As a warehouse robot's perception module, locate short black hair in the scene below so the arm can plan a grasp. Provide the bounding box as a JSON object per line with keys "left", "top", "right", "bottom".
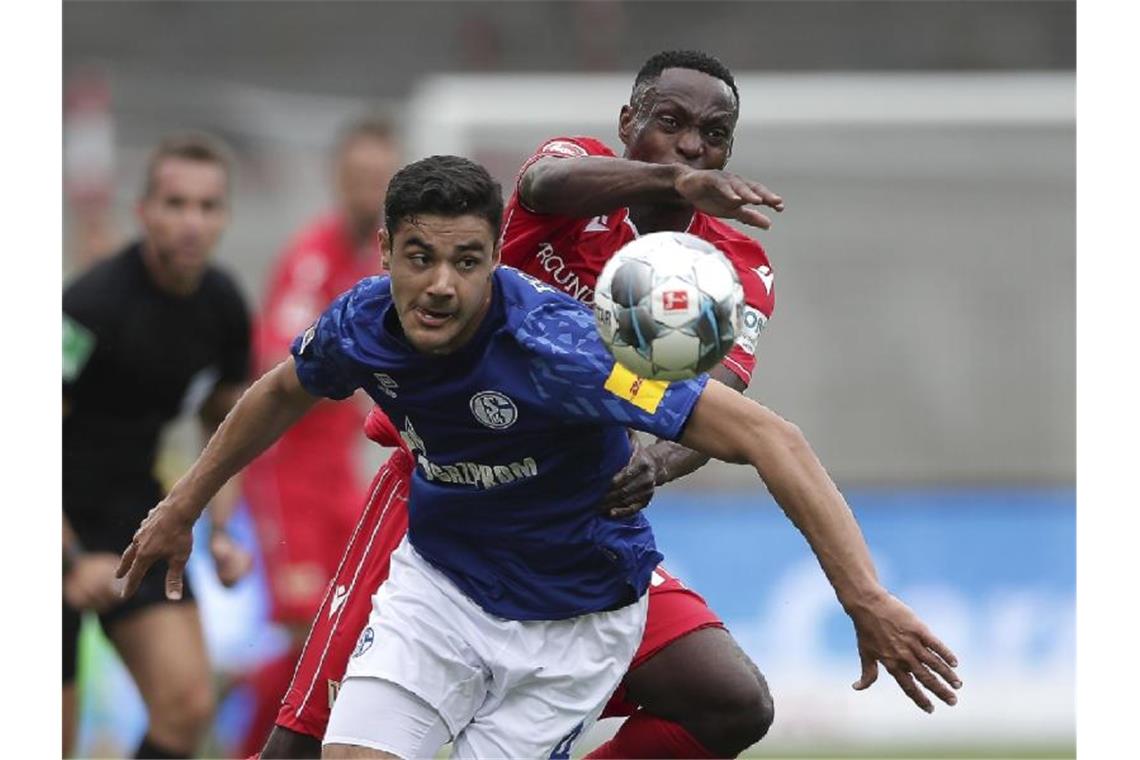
{"left": 631, "top": 50, "right": 740, "bottom": 115}
{"left": 384, "top": 155, "right": 503, "bottom": 240}
{"left": 142, "top": 132, "right": 232, "bottom": 199}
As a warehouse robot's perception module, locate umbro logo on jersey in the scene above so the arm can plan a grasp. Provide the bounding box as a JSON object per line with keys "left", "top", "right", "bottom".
{"left": 328, "top": 584, "right": 348, "bottom": 619}
{"left": 373, "top": 373, "right": 398, "bottom": 398}
{"left": 753, "top": 265, "right": 775, "bottom": 295}
{"left": 470, "top": 391, "right": 518, "bottom": 430}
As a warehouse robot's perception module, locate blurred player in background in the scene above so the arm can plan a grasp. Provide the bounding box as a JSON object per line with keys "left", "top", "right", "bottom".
{"left": 63, "top": 134, "right": 253, "bottom": 758}
{"left": 119, "top": 154, "right": 958, "bottom": 760}
{"left": 237, "top": 117, "right": 401, "bottom": 757}
{"left": 257, "top": 51, "right": 956, "bottom": 759}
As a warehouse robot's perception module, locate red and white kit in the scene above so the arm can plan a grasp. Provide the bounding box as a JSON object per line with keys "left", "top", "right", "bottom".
{"left": 244, "top": 214, "right": 378, "bottom": 623}
{"left": 276, "top": 136, "right": 777, "bottom": 736}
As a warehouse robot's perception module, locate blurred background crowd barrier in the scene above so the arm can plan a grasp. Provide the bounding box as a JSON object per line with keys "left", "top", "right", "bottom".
{"left": 63, "top": 2, "right": 1074, "bottom": 757}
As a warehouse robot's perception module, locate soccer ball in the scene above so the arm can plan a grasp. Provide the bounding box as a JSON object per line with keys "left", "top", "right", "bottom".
{"left": 594, "top": 231, "right": 744, "bottom": 381}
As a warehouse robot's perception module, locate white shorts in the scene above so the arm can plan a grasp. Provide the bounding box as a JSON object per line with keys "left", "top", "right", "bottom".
{"left": 323, "top": 537, "right": 648, "bottom": 759}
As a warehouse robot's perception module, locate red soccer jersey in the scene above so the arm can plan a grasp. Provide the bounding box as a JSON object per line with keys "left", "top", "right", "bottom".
{"left": 244, "top": 214, "right": 378, "bottom": 620}
{"left": 500, "top": 136, "right": 775, "bottom": 385}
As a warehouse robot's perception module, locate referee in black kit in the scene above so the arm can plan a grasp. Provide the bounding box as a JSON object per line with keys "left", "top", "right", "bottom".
{"left": 63, "top": 134, "right": 252, "bottom": 758}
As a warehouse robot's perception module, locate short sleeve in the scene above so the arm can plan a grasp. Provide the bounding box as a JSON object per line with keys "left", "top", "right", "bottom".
{"left": 290, "top": 288, "right": 361, "bottom": 401}
{"left": 513, "top": 136, "right": 616, "bottom": 193}
{"left": 517, "top": 300, "right": 707, "bottom": 441}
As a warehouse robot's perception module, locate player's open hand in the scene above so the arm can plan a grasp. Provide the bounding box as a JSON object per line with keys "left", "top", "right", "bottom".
{"left": 674, "top": 167, "right": 785, "bottom": 230}
{"left": 848, "top": 590, "right": 962, "bottom": 713}
{"left": 115, "top": 501, "right": 196, "bottom": 601}
{"left": 600, "top": 431, "right": 658, "bottom": 518}
{"left": 209, "top": 527, "right": 253, "bottom": 587}
{"left": 64, "top": 552, "right": 125, "bottom": 613}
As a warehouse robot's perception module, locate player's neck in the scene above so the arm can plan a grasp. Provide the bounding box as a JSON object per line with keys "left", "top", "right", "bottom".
{"left": 626, "top": 204, "right": 695, "bottom": 235}
{"left": 139, "top": 241, "right": 202, "bottom": 297}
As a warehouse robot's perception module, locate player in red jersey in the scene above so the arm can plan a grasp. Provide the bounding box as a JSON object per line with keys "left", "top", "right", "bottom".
{"left": 260, "top": 51, "right": 957, "bottom": 759}
{"left": 237, "top": 118, "right": 401, "bottom": 757}
{"left": 262, "top": 49, "right": 781, "bottom": 760}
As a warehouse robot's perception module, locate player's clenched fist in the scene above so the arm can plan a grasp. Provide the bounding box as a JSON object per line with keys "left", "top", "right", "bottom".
{"left": 116, "top": 501, "right": 196, "bottom": 601}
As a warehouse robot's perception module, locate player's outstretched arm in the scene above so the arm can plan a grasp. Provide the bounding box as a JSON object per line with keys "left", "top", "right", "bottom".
{"left": 116, "top": 358, "right": 319, "bottom": 600}
{"left": 679, "top": 380, "right": 962, "bottom": 713}
{"left": 520, "top": 156, "right": 784, "bottom": 229}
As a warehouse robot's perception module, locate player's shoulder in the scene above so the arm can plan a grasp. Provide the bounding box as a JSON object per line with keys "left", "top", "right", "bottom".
{"left": 692, "top": 214, "right": 772, "bottom": 269}
{"left": 496, "top": 266, "right": 600, "bottom": 355}
{"left": 338, "top": 274, "right": 392, "bottom": 316}
{"left": 532, "top": 135, "right": 617, "bottom": 160}
{"left": 63, "top": 244, "right": 141, "bottom": 317}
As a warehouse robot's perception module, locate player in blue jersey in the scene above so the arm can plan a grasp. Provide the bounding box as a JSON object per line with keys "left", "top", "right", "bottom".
{"left": 118, "top": 155, "right": 960, "bottom": 759}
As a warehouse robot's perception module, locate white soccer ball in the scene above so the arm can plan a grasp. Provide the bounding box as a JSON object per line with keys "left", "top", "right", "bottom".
{"left": 594, "top": 231, "right": 744, "bottom": 381}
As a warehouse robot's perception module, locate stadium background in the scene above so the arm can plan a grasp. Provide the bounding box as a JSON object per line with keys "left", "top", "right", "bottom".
{"left": 62, "top": 1, "right": 1075, "bottom": 757}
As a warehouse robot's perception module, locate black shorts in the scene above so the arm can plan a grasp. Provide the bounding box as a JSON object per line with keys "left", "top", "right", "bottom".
{"left": 65, "top": 476, "right": 164, "bottom": 557}
{"left": 62, "top": 560, "right": 196, "bottom": 684}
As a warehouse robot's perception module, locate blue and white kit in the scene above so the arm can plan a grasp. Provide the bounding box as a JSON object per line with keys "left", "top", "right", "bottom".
{"left": 292, "top": 266, "right": 707, "bottom": 621}
{"left": 293, "top": 265, "right": 709, "bottom": 757}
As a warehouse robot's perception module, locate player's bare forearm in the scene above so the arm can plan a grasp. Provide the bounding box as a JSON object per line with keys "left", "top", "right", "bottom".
{"left": 198, "top": 381, "right": 247, "bottom": 527}
{"left": 645, "top": 364, "right": 747, "bottom": 485}
{"left": 520, "top": 156, "right": 684, "bottom": 218}
{"left": 680, "top": 381, "right": 882, "bottom": 609}
{"left": 166, "top": 358, "right": 318, "bottom": 523}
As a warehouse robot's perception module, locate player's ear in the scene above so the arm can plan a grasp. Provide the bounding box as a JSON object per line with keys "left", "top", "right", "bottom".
{"left": 618, "top": 104, "right": 634, "bottom": 147}
{"left": 378, "top": 228, "right": 392, "bottom": 272}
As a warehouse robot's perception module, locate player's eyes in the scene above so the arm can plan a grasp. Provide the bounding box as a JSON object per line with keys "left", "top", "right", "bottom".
{"left": 704, "top": 129, "right": 729, "bottom": 145}
{"left": 457, "top": 258, "right": 480, "bottom": 271}
{"left": 407, "top": 253, "right": 430, "bottom": 266}
{"left": 657, "top": 115, "right": 680, "bottom": 130}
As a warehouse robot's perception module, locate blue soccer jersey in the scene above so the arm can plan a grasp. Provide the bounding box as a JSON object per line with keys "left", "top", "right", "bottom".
{"left": 292, "top": 266, "right": 708, "bottom": 620}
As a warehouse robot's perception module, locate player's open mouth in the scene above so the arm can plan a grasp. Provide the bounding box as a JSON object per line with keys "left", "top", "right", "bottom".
{"left": 414, "top": 306, "right": 454, "bottom": 327}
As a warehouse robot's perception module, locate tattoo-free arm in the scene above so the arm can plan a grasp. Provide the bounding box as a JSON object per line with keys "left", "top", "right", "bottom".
{"left": 678, "top": 380, "right": 962, "bottom": 712}
{"left": 520, "top": 157, "right": 783, "bottom": 228}
{"left": 116, "top": 359, "right": 319, "bottom": 598}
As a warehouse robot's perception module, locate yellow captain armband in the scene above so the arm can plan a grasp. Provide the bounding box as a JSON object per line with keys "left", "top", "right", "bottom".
{"left": 603, "top": 362, "right": 668, "bottom": 414}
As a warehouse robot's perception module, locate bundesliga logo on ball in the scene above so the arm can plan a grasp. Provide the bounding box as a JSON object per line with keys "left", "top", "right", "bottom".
{"left": 594, "top": 232, "right": 744, "bottom": 381}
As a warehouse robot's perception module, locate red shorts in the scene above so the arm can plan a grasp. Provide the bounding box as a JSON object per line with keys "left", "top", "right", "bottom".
{"left": 275, "top": 453, "right": 724, "bottom": 739}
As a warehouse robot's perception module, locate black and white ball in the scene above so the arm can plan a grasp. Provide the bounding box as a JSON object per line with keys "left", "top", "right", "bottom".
{"left": 594, "top": 232, "right": 744, "bottom": 381}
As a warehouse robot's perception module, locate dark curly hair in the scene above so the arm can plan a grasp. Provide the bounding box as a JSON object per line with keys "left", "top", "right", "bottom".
{"left": 631, "top": 50, "right": 739, "bottom": 116}
{"left": 384, "top": 155, "right": 503, "bottom": 239}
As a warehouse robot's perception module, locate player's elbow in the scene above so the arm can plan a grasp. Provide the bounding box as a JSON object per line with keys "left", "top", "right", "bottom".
{"left": 744, "top": 408, "right": 809, "bottom": 471}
